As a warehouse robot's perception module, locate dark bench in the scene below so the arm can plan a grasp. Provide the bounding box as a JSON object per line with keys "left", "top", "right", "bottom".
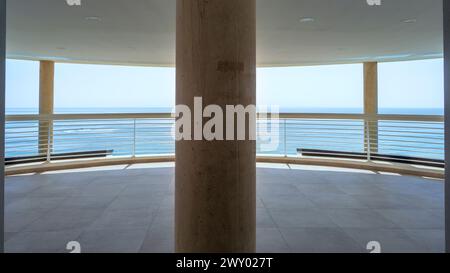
{"left": 297, "top": 148, "right": 444, "bottom": 168}
{"left": 5, "top": 150, "right": 114, "bottom": 166}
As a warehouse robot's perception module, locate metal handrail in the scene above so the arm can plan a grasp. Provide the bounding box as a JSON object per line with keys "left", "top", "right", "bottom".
{"left": 5, "top": 113, "right": 445, "bottom": 169}
{"left": 6, "top": 113, "right": 444, "bottom": 122}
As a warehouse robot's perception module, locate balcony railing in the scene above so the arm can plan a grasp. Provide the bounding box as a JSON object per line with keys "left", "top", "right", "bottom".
{"left": 5, "top": 113, "right": 444, "bottom": 171}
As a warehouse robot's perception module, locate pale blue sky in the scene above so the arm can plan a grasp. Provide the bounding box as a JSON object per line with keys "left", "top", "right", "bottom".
{"left": 5, "top": 58, "right": 444, "bottom": 114}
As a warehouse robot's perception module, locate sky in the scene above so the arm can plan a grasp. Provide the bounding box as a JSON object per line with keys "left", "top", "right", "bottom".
{"left": 5, "top": 58, "right": 444, "bottom": 114}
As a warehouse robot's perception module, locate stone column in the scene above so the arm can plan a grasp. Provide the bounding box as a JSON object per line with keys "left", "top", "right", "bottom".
{"left": 175, "top": 0, "right": 256, "bottom": 253}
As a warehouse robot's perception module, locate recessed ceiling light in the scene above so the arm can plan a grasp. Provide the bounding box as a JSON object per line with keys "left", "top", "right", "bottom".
{"left": 299, "top": 17, "right": 315, "bottom": 23}
{"left": 402, "top": 18, "right": 417, "bottom": 24}
{"left": 85, "top": 16, "right": 102, "bottom": 22}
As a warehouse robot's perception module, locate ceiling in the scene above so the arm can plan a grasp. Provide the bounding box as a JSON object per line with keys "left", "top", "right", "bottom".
{"left": 5, "top": 0, "right": 444, "bottom": 67}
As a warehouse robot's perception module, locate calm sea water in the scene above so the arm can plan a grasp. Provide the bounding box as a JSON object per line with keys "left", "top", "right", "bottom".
{"left": 5, "top": 107, "right": 445, "bottom": 161}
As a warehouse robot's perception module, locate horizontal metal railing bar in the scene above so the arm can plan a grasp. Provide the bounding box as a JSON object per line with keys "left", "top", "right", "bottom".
{"left": 5, "top": 113, "right": 444, "bottom": 122}
{"left": 51, "top": 142, "right": 134, "bottom": 149}
{"left": 5, "top": 124, "right": 53, "bottom": 130}
{"left": 372, "top": 145, "right": 444, "bottom": 153}
{"left": 7, "top": 139, "right": 50, "bottom": 145}
{"left": 55, "top": 136, "right": 170, "bottom": 142}
{"left": 6, "top": 136, "right": 171, "bottom": 145}
{"left": 136, "top": 141, "right": 175, "bottom": 145}
{"left": 134, "top": 122, "right": 177, "bottom": 125}
{"left": 135, "top": 133, "right": 173, "bottom": 136}
{"left": 370, "top": 148, "right": 443, "bottom": 156}
{"left": 286, "top": 135, "right": 364, "bottom": 141}
{"left": 374, "top": 150, "right": 443, "bottom": 157}
{"left": 6, "top": 143, "right": 43, "bottom": 149}
{"left": 374, "top": 123, "right": 443, "bottom": 127}
{"left": 5, "top": 128, "right": 443, "bottom": 138}
{"left": 284, "top": 122, "right": 364, "bottom": 127}
{"left": 286, "top": 127, "right": 364, "bottom": 131}
{"left": 377, "top": 125, "right": 443, "bottom": 130}
{"left": 288, "top": 139, "right": 364, "bottom": 146}
{"left": 5, "top": 130, "right": 43, "bottom": 135}
{"left": 373, "top": 143, "right": 443, "bottom": 151}
{"left": 377, "top": 119, "right": 444, "bottom": 124}
{"left": 377, "top": 138, "right": 444, "bottom": 145}
{"left": 6, "top": 148, "right": 43, "bottom": 153}
{"left": 52, "top": 126, "right": 171, "bottom": 132}
{"left": 371, "top": 129, "right": 443, "bottom": 136}
{"left": 5, "top": 135, "right": 40, "bottom": 140}
{"left": 378, "top": 142, "right": 443, "bottom": 148}
{"left": 375, "top": 115, "right": 444, "bottom": 122}
{"left": 378, "top": 134, "right": 444, "bottom": 141}
{"left": 53, "top": 133, "right": 134, "bottom": 139}
{"left": 6, "top": 141, "right": 49, "bottom": 147}
{"left": 51, "top": 143, "right": 134, "bottom": 151}
{"left": 53, "top": 134, "right": 134, "bottom": 140}
{"left": 51, "top": 143, "right": 134, "bottom": 149}
{"left": 284, "top": 121, "right": 364, "bottom": 125}
{"left": 52, "top": 124, "right": 135, "bottom": 129}
{"left": 288, "top": 141, "right": 365, "bottom": 148}
{"left": 285, "top": 133, "right": 364, "bottom": 139}
{"left": 6, "top": 113, "right": 174, "bottom": 121}
{"left": 377, "top": 120, "right": 443, "bottom": 124}
{"left": 285, "top": 130, "right": 364, "bottom": 135}
{"left": 135, "top": 131, "right": 174, "bottom": 135}
{"left": 5, "top": 126, "right": 41, "bottom": 130}
{"left": 287, "top": 143, "right": 361, "bottom": 152}
{"left": 136, "top": 140, "right": 175, "bottom": 144}
{"left": 286, "top": 127, "right": 364, "bottom": 132}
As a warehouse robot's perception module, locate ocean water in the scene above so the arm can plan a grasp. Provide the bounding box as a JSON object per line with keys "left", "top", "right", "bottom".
{"left": 5, "top": 107, "right": 445, "bottom": 161}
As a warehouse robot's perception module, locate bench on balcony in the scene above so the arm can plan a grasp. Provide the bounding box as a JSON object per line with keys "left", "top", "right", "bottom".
{"left": 5, "top": 150, "right": 114, "bottom": 166}
{"left": 297, "top": 148, "right": 445, "bottom": 168}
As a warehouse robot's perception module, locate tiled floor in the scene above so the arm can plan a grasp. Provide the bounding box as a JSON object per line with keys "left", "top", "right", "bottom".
{"left": 4, "top": 164, "right": 445, "bottom": 253}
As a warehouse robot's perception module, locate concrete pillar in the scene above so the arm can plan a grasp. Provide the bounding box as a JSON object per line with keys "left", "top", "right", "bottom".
{"left": 38, "top": 60, "right": 54, "bottom": 157}
{"left": 0, "top": 0, "right": 6, "bottom": 253}
{"left": 364, "top": 62, "right": 379, "bottom": 155}
{"left": 444, "top": 0, "right": 450, "bottom": 253}
{"left": 175, "top": 0, "right": 256, "bottom": 252}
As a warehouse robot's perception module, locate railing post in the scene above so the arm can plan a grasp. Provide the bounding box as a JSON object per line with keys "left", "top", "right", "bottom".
{"left": 46, "top": 120, "right": 51, "bottom": 163}
{"left": 283, "top": 119, "right": 287, "bottom": 157}
{"left": 365, "top": 120, "right": 371, "bottom": 161}
{"left": 132, "top": 119, "right": 136, "bottom": 157}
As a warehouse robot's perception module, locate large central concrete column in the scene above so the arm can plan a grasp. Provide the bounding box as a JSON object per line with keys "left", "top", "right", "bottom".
{"left": 175, "top": 0, "right": 256, "bottom": 252}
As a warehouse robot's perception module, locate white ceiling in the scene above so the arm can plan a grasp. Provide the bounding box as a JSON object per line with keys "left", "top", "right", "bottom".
{"left": 6, "top": 0, "right": 444, "bottom": 67}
